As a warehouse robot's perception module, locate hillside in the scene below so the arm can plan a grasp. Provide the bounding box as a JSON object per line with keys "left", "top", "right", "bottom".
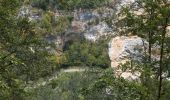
{"left": 0, "top": 0, "right": 170, "bottom": 100}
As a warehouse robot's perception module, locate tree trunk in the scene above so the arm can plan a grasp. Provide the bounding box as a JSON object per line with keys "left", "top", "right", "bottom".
{"left": 148, "top": 31, "right": 152, "bottom": 63}
{"left": 157, "top": 17, "right": 168, "bottom": 100}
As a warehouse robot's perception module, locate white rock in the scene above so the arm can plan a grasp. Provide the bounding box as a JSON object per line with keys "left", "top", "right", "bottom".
{"left": 84, "top": 22, "right": 113, "bottom": 41}
{"left": 108, "top": 36, "right": 147, "bottom": 80}
{"left": 109, "top": 36, "right": 147, "bottom": 67}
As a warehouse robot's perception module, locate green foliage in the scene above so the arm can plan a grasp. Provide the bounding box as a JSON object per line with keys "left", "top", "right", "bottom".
{"left": 30, "top": 0, "right": 110, "bottom": 10}
{"left": 117, "top": 0, "right": 170, "bottom": 99}
{"left": 1, "top": 0, "right": 169, "bottom": 100}
{"left": 64, "top": 39, "right": 110, "bottom": 68}
{"left": 81, "top": 68, "right": 147, "bottom": 100}
{"left": 31, "top": 0, "right": 49, "bottom": 10}
{"left": 33, "top": 11, "right": 72, "bottom": 37}
{"left": 55, "top": 16, "right": 71, "bottom": 34}
{"left": 56, "top": 0, "right": 110, "bottom": 10}
{"left": 0, "top": 0, "right": 58, "bottom": 99}
{"left": 25, "top": 69, "right": 103, "bottom": 100}
{"left": 40, "top": 11, "right": 54, "bottom": 33}
{"left": 162, "top": 81, "right": 170, "bottom": 100}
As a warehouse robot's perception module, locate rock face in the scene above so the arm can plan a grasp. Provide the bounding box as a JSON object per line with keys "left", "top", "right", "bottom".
{"left": 84, "top": 22, "right": 112, "bottom": 41}
{"left": 109, "top": 36, "right": 147, "bottom": 68}
{"left": 71, "top": 8, "right": 115, "bottom": 41}
{"left": 19, "top": 0, "right": 135, "bottom": 42}
{"left": 108, "top": 36, "right": 147, "bottom": 80}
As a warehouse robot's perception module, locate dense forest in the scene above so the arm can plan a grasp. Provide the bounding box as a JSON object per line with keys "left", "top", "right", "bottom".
{"left": 0, "top": 0, "right": 170, "bottom": 100}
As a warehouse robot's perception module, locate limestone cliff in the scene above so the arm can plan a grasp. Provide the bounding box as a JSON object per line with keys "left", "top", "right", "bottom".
{"left": 108, "top": 36, "right": 147, "bottom": 68}
{"left": 108, "top": 36, "right": 147, "bottom": 80}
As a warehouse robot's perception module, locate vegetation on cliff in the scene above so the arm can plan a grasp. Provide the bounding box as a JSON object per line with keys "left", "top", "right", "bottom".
{"left": 0, "top": 0, "right": 170, "bottom": 100}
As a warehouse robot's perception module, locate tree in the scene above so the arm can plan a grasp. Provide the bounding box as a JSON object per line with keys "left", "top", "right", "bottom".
{"left": 117, "top": 0, "right": 170, "bottom": 99}
{"left": 31, "top": 0, "right": 49, "bottom": 10}
{"left": 55, "top": 16, "right": 71, "bottom": 51}
{"left": 64, "top": 38, "right": 110, "bottom": 68}
{"left": 0, "top": 0, "right": 57, "bottom": 99}
{"left": 30, "top": 0, "right": 110, "bottom": 11}
{"left": 81, "top": 68, "right": 147, "bottom": 100}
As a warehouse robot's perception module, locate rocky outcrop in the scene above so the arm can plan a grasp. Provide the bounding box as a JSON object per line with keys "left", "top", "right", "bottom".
{"left": 71, "top": 8, "right": 115, "bottom": 41}
{"left": 84, "top": 22, "right": 113, "bottom": 41}
{"left": 108, "top": 36, "right": 147, "bottom": 80}
{"left": 18, "top": 6, "right": 42, "bottom": 21}
{"left": 109, "top": 36, "right": 147, "bottom": 68}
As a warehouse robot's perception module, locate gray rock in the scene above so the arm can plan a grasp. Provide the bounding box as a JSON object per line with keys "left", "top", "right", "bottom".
{"left": 108, "top": 36, "right": 147, "bottom": 67}
{"left": 84, "top": 22, "right": 113, "bottom": 41}
{"left": 108, "top": 36, "right": 147, "bottom": 80}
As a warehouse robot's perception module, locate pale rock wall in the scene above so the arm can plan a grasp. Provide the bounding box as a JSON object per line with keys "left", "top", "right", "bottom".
{"left": 84, "top": 22, "right": 112, "bottom": 41}
{"left": 71, "top": 8, "right": 115, "bottom": 41}
{"left": 108, "top": 36, "right": 147, "bottom": 80}
{"left": 109, "top": 36, "right": 147, "bottom": 67}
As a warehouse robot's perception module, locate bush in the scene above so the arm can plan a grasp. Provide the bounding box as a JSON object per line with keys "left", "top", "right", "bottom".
{"left": 31, "top": 0, "right": 49, "bottom": 10}
{"left": 63, "top": 39, "right": 110, "bottom": 68}
{"left": 25, "top": 69, "right": 104, "bottom": 100}
{"left": 31, "top": 0, "right": 110, "bottom": 10}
